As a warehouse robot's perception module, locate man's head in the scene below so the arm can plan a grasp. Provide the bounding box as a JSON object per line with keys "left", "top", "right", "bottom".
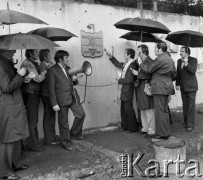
{"left": 25, "top": 49, "right": 39, "bottom": 61}
{"left": 39, "top": 49, "right": 51, "bottom": 63}
{"left": 54, "top": 50, "right": 69, "bottom": 66}
{"left": 137, "top": 44, "right": 149, "bottom": 59}
{"left": 124, "top": 48, "right": 135, "bottom": 61}
{"left": 180, "top": 46, "right": 190, "bottom": 59}
{"left": 154, "top": 42, "right": 167, "bottom": 56}
{"left": 0, "top": 49, "right": 16, "bottom": 59}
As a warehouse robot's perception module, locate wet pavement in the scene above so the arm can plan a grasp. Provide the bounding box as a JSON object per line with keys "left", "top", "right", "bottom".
{"left": 13, "top": 104, "right": 203, "bottom": 179}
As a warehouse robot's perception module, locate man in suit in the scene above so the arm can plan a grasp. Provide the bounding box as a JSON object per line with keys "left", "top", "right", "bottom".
{"left": 135, "top": 45, "right": 155, "bottom": 138}
{"left": 176, "top": 46, "right": 198, "bottom": 132}
{"left": 39, "top": 49, "right": 60, "bottom": 145}
{"left": 47, "top": 50, "right": 85, "bottom": 151}
{"left": 105, "top": 48, "right": 138, "bottom": 132}
{"left": 138, "top": 42, "right": 176, "bottom": 140}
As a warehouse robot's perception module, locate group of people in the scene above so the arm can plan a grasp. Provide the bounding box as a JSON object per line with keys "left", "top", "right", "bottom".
{"left": 0, "top": 42, "right": 198, "bottom": 179}
{"left": 0, "top": 49, "right": 85, "bottom": 179}
{"left": 106, "top": 42, "right": 198, "bottom": 139}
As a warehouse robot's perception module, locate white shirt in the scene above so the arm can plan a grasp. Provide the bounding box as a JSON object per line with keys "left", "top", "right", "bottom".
{"left": 58, "top": 63, "right": 68, "bottom": 77}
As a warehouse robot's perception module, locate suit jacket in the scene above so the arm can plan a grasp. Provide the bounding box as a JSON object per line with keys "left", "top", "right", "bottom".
{"left": 47, "top": 64, "right": 80, "bottom": 107}
{"left": 139, "top": 52, "right": 176, "bottom": 95}
{"left": 0, "top": 56, "right": 29, "bottom": 143}
{"left": 39, "top": 61, "right": 54, "bottom": 97}
{"left": 109, "top": 57, "right": 138, "bottom": 101}
{"left": 176, "top": 56, "right": 198, "bottom": 92}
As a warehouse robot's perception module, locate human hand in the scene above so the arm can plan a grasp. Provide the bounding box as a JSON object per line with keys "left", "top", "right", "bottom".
{"left": 27, "top": 71, "right": 36, "bottom": 79}
{"left": 24, "top": 76, "right": 32, "bottom": 83}
{"left": 138, "top": 57, "right": 142, "bottom": 65}
{"left": 176, "top": 86, "right": 180, "bottom": 91}
{"left": 18, "top": 67, "right": 26, "bottom": 76}
{"left": 72, "top": 75, "right": 78, "bottom": 81}
{"left": 41, "top": 70, "right": 47, "bottom": 76}
{"left": 130, "top": 68, "right": 138, "bottom": 76}
{"left": 53, "top": 105, "right": 60, "bottom": 112}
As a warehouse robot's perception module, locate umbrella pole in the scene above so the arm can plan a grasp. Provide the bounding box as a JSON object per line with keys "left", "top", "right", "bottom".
{"left": 141, "top": 31, "right": 143, "bottom": 42}
{"left": 187, "top": 34, "right": 191, "bottom": 48}
{"left": 21, "top": 50, "right": 23, "bottom": 61}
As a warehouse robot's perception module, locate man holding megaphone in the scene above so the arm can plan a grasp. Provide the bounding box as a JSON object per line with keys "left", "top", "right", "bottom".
{"left": 47, "top": 50, "right": 86, "bottom": 151}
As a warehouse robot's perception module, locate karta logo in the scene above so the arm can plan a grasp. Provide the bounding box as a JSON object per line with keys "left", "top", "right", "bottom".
{"left": 120, "top": 153, "right": 202, "bottom": 178}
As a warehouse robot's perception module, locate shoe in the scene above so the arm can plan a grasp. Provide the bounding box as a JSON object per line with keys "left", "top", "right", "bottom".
{"left": 186, "top": 128, "right": 193, "bottom": 132}
{"left": 152, "top": 135, "right": 169, "bottom": 140}
{"left": 4, "top": 174, "right": 20, "bottom": 180}
{"left": 71, "top": 135, "right": 84, "bottom": 140}
{"left": 62, "top": 143, "right": 73, "bottom": 151}
{"left": 50, "top": 140, "right": 61, "bottom": 145}
{"left": 14, "top": 164, "right": 30, "bottom": 171}
{"left": 144, "top": 134, "right": 155, "bottom": 138}
{"left": 138, "top": 131, "right": 147, "bottom": 135}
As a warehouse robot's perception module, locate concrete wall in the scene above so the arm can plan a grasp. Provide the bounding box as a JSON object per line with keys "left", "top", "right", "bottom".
{"left": 1, "top": 0, "right": 203, "bottom": 130}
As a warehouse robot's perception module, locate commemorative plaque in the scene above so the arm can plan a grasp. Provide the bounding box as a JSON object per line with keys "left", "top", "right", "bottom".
{"left": 81, "top": 30, "right": 103, "bottom": 58}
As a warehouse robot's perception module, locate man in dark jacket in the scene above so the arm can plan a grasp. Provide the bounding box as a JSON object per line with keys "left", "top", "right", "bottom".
{"left": 21, "top": 49, "right": 46, "bottom": 152}
{"left": 138, "top": 42, "right": 176, "bottom": 139}
{"left": 47, "top": 50, "right": 85, "bottom": 151}
{"left": 106, "top": 48, "right": 138, "bottom": 132}
{"left": 39, "top": 49, "right": 60, "bottom": 145}
{"left": 176, "top": 46, "right": 198, "bottom": 132}
{"left": 0, "top": 49, "right": 29, "bottom": 180}
{"left": 135, "top": 45, "right": 155, "bottom": 138}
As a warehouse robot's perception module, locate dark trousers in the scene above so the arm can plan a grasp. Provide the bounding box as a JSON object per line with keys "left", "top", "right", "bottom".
{"left": 120, "top": 101, "right": 138, "bottom": 131}
{"left": 181, "top": 91, "right": 196, "bottom": 128}
{"left": 153, "top": 95, "right": 171, "bottom": 137}
{"left": 58, "top": 99, "right": 85, "bottom": 145}
{"left": 23, "top": 93, "right": 40, "bottom": 150}
{"left": 0, "top": 141, "right": 23, "bottom": 177}
{"left": 41, "top": 95, "right": 57, "bottom": 145}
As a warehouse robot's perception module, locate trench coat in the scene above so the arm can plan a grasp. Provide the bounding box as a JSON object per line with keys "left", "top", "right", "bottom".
{"left": 0, "top": 56, "right": 29, "bottom": 143}
{"left": 137, "top": 56, "right": 154, "bottom": 110}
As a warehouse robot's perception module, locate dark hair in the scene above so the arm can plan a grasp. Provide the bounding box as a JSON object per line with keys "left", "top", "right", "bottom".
{"left": 39, "top": 49, "right": 50, "bottom": 61}
{"left": 157, "top": 42, "right": 167, "bottom": 52}
{"left": 125, "top": 48, "right": 135, "bottom": 59}
{"left": 181, "top": 46, "right": 191, "bottom": 55}
{"left": 138, "top": 44, "right": 149, "bottom": 56}
{"left": 25, "top": 49, "right": 35, "bottom": 58}
{"left": 54, "top": 50, "right": 69, "bottom": 63}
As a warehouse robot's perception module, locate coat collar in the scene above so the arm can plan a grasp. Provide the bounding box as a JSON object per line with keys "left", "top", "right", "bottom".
{"left": 55, "top": 63, "right": 70, "bottom": 81}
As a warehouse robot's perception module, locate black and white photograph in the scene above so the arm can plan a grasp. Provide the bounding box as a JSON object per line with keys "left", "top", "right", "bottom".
{"left": 0, "top": 0, "right": 203, "bottom": 179}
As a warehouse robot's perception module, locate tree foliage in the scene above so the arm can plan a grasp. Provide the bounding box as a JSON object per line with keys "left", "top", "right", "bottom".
{"left": 75, "top": 0, "right": 203, "bottom": 17}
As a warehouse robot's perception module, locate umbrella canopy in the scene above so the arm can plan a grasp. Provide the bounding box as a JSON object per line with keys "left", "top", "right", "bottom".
{"left": 114, "top": 17, "right": 170, "bottom": 34}
{"left": 166, "top": 30, "right": 203, "bottom": 47}
{"left": 0, "top": 9, "right": 48, "bottom": 25}
{"left": 0, "top": 33, "right": 59, "bottom": 50}
{"left": 120, "top": 31, "right": 164, "bottom": 43}
{"left": 28, "top": 27, "right": 77, "bottom": 41}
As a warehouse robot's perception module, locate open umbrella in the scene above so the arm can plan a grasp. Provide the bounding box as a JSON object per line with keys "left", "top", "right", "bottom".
{"left": 0, "top": 33, "right": 59, "bottom": 50}
{"left": 166, "top": 30, "right": 203, "bottom": 47}
{"left": 120, "top": 31, "right": 164, "bottom": 43}
{"left": 114, "top": 17, "right": 170, "bottom": 34}
{"left": 0, "top": 2, "right": 48, "bottom": 33}
{"left": 28, "top": 27, "right": 77, "bottom": 41}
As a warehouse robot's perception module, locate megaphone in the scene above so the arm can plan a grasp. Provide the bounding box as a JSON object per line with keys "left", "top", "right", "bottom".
{"left": 68, "top": 61, "right": 92, "bottom": 76}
